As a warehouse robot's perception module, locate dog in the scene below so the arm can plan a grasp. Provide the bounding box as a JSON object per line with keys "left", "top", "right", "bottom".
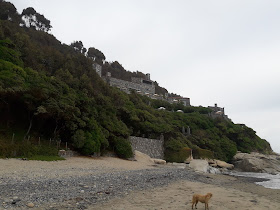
{"left": 192, "top": 193, "right": 213, "bottom": 210}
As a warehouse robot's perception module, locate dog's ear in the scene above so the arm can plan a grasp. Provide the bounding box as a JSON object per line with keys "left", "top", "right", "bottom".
{"left": 207, "top": 193, "right": 212, "bottom": 197}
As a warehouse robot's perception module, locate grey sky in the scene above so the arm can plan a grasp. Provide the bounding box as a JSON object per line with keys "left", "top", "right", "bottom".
{"left": 9, "top": 0, "right": 280, "bottom": 153}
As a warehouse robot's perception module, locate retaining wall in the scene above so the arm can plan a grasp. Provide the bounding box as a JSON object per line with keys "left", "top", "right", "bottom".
{"left": 129, "top": 136, "right": 164, "bottom": 159}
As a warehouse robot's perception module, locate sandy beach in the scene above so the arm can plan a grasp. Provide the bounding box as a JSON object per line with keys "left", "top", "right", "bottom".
{"left": 0, "top": 155, "right": 280, "bottom": 209}
{"left": 93, "top": 179, "right": 280, "bottom": 210}
{"left": 93, "top": 175, "right": 280, "bottom": 210}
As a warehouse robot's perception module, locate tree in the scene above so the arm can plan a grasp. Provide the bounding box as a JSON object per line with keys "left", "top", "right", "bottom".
{"left": 87, "top": 47, "right": 105, "bottom": 64}
{"left": 0, "top": 0, "right": 20, "bottom": 22}
{"left": 70, "top": 41, "right": 86, "bottom": 54}
{"left": 21, "top": 7, "right": 52, "bottom": 32}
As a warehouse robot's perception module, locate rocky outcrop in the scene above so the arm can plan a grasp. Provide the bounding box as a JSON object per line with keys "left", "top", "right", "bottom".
{"left": 232, "top": 152, "right": 280, "bottom": 173}
{"left": 189, "top": 159, "right": 234, "bottom": 174}
{"left": 208, "top": 159, "right": 234, "bottom": 170}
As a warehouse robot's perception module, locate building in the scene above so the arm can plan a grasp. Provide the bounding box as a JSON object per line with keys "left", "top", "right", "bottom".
{"left": 208, "top": 103, "right": 229, "bottom": 120}
{"left": 167, "top": 97, "right": 191, "bottom": 106}
{"left": 93, "top": 63, "right": 191, "bottom": 106}
{"left": 105, "top": 73, "right": 155, "bottom": 95}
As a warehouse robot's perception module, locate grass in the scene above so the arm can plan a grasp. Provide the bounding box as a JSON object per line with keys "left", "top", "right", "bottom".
{"left": 27, "top": 155, "right": 65, "bottom": 161}
{"left": 0, "top": 134, "right": 66, "bottom": 161}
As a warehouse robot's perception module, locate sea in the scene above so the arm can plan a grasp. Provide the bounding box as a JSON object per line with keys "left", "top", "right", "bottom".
{"left": 228, "top": 171, "right": 280, "bottom": 190}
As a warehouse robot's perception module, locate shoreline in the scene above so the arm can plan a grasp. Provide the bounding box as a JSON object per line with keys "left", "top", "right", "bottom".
{"left": 0, "top": 157, "right": 280, "bottom": 209}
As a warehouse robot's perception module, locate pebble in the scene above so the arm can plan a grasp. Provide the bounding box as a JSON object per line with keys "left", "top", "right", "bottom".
{"left": 3, "top": 198, "right": 10, "bottom": 203}
{"left": 0, "top": 167, "right": 212, "bottom": 209}
{"left": 27, "top": 202, "right": 35, "bottom": 208}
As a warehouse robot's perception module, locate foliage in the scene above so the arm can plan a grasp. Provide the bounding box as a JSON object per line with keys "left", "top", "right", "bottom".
{"left": 165, "top": 147, "right": 192, "bottom": 163}
{"left": 0, "top": 0, "right": 20, "bottom": 23}
{"left": 0, "top": 140, "right": 60, "bottom": 159}
{"left": 193, "top": 148, "right": 214, "bottom": 159}
{"left": 21, "top": 7, "right": 52, "bottom": 32}
{"left": 113, "top": 136, "right": 133, "bottom": 159}
{"left": 87, "top": 47, "right": 106, "bottom": 64}
{"left": 70, "top": 41, "right": 86, "bottom": 54}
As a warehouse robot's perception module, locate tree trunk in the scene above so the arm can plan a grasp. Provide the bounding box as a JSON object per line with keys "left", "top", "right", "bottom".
{"left": 53, "top": 120, "right": 58, "bottom": 139}
{"left": 24, "top": 114, "right": 33, "bottom": 140}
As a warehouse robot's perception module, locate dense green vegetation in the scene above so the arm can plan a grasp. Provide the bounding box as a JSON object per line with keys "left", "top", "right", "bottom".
{"left": 0, "top": 1, "right": 272, "bottom": 162}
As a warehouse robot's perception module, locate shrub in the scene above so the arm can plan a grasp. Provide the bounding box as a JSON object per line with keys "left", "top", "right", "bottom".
{"left": 193, "top": 148, "right": 214, "bottom": 159}
{"left": 165, "top": 147, "right": 192, "bottom": 163}
{"left": 114, "top": 137, "right": 133, "bottom": 159}
{"left": 0, "top": 140, "right": 59, "bottom": 159}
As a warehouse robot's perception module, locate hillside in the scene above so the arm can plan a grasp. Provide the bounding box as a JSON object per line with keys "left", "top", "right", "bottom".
{"left": 0, "top": 1, "right": 272, "bottom": 162}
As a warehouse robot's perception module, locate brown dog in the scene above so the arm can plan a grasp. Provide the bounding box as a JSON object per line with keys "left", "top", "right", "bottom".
{"left": 192, "top": 193, "right": 213, "bottom": 210}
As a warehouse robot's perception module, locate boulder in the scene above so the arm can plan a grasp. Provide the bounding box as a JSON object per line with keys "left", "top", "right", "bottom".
{"left": 215, "top": 160, "right": 234, "bottom": 169}
{"left": 152, "top": 158, "right": 166, "bottom": 164}
{"left": 232, "top": 152, "right": 280, "bottom": 173}
{"left": 189, "top": 159, "right": 209, "bottom": 173}
{"left": 208, "top": 166, "right": 221, "bottom": 174}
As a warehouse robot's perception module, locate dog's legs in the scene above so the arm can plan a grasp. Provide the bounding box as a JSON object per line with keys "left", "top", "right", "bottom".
{"left": 195, "top": 200, "right": 198, "bottom": 209}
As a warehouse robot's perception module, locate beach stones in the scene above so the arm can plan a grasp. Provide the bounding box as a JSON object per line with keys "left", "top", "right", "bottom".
{"left": 27, "top": 202, "right": 35, "bottom": 208}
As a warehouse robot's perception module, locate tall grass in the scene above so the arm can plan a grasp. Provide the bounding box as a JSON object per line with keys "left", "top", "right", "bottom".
{"left": 0, "top": 132, "right": 65, "bottom": 161}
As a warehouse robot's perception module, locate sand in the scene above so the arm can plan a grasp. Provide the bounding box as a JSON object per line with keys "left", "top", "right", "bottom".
{"left": 93, "top": 175, "right": 280, "bottom": 210}
{"left": 1, "top": 154, "right": 280, "bottom": 210}
{"left": 0, "top": 152, "right": 155, "bottom": 180}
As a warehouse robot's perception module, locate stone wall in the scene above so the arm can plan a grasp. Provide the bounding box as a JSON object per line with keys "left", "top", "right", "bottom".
{"left": 58, "top": 150, "right": 79, "bottom": 158}
{"left": 93, "top": 63, "right": 102, "bottom": 77}
{"left": 106, "top": 76, "right": 155, "bottom": 95}
{"left": 129, "top": 136, "right": 164, "bottom": 159}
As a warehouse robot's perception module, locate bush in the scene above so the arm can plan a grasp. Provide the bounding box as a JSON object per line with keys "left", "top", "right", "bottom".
{"left": 114, "top": 137, "right": 133, "bottom": 159}
{"left": 193, "top": 148, "right": 214, "bottom": 159}
{"left": 165, "top": 147, "right": 192, "bottom": 163}
{"left": 0, "top": 140, "right": 59, "bottom": 159}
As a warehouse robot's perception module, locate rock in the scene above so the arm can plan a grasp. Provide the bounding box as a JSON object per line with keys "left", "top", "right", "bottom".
{"left": 169, "top": 162, "right": 187, "bottom": 169}
{"left": 27, "top": 202, "right": 35, "bottom": 208}
{"left": 11, "top": 196, "right": 21, "bottom": 204}
{"left": 215, "top": 160, "right": 234, "bottom": 169}
{"left": 207, "top": 159, "right": 216, "bottom": 165}
{"left": 134, "top": 150, "right": 154, "bottom": 164}
{"left": 189, "top": 160, "right": 209, "bottom": 173}
{"left": 206, "top": 159, "right": 234, "bottom": 169}
{"left": 232, "top": 152, "right": 280, "bottom": 173}
{"left": 152, "top": 159, "right": 166, "bottom": 164}
{"left": 208, "top": 166, "right": 221, "bottom": 174}
{"left": 12, "top": 196, "right": 19, "bottom": 200}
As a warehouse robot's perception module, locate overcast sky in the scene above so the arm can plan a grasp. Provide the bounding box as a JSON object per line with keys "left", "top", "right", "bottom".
{"left": 9, "top": 0, "right": 280, "bottom": 153}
